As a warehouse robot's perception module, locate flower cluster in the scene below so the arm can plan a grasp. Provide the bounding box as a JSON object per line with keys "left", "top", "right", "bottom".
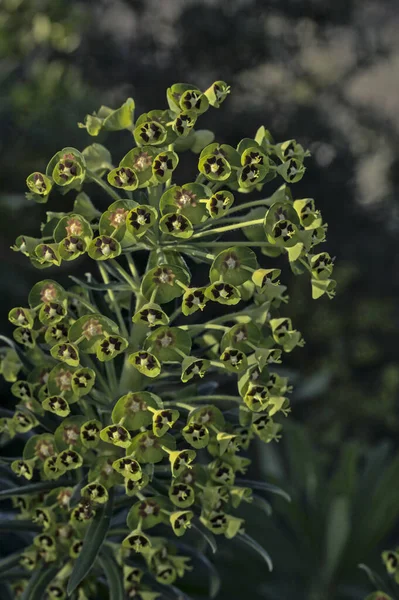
{"left": 0, "top": 81, "right": 335, "bottom": 599}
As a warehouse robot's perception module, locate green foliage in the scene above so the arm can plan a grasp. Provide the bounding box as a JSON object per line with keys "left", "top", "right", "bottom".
{"left": 0, "top": 81, "right": 334, "bottom": 598}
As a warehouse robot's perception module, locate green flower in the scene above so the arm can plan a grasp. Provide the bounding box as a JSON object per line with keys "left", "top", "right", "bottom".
{"left": 88, "top": 235, "right": 121, "bottom": 260}
{"left": 72, "top": 367, "right": 96, "bottom": 396}
{"left": 159, "top": 213, "right": 193, "bottom": 239}
{"left": 181, "top": 357, "right": 210, "bottom": 382}
{"left": 26, "top": 172, "right": 53, "bottom": 198}
{"left": 112, "top": 456, "right": 142, "bottom": 481}
{"left": 56, "top": 449, "right": 83, "bottom": 470}
{"left": 134, "top": 119, "right": 167, "bottom": 147}
{"left": 206, "top": 190, "right": 234, "bottom": 218}
{"left": 8, "top": 307, "right": 35, "bottom": 329}
{"left": 96, "top": 334, "right": 128, "bottom": 361}
{"left": 133, "top": 303, "right": 169, "bottom": 327}
{"left": 169, "top": 482, "right": 195, "bottom": 508}
{"left": 219, "top": 347, "right": 248, "bottom": 373}
{"left": 100, "top": 425, "right": 131, "bottom": 448}
{"left": 126, "top": 205, "right": 157, "bottom": 238}
{"left": 50, "top": 342, "right": 80, "bottom": 367}
{"left": 204, "top": 81, "right": 231, "bottom": 107}
{"left": 182, "top": 287, "right": 208, "bottom": 315}
{"left": 210, "top": 246, "right": 257, "bottom": 286}
{"left": 199, "top": 155, "right": 231, "bottom": 181}
{"left": 170, "top": 510, "right": 194, "bottom": 537}
{"left": 107, "top": 166, "right": 138, "bottom": 191}
{"left": 11, "top": 459, "right": 35, "bottom": 480}
{"left": 81, "top": 482, "right": 109, "bottom": 504}
{"left": 152, "top": 408, "right": 179, "bottom": 437}
{"left": 129, "top": 351, "right": 161, "bottom": 378}
{"left": 42, "top": 395, "right": 71, "bottom": 418}
{"left": 152, "top": 150, "right": 179, "bottom": 183}
{"left": 172, "top": 112, "right": 197, "bottom": 137}
{"left": 205, "top": 281, "right": 241, "bottom": 305}
{"left": 80, "top": 420, "right": 102, "bottom": 448}
{"left": 160, "top": 183, "right": 210, "bottom": 224}
{"left": 169, "top": 450, "right": 196, "bottom": 478}
{"left": 122, "top": 530, "right": 152, "bottom": 553}
{"left": 182, "top": 422, "right": 209, "bottom": 449}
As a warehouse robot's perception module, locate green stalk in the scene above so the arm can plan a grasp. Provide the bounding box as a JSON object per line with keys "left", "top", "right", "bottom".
{"left": 179, "top": 323, "right": 227, "bottom": 333}
{"left": 66, "top": 292, "right": 97, "bottom": 314}
{"left": 126, "top": 253, "right": 140, "bottom": 283}
{"left": 81, "top": 354, "right": 112, "bottom": 398}
{"left": 87, "top": 170, "right": 122, "bottom": 202}
{"left": 226, "top": 197, "right": 275, "bottom": 215}
{"left": 167, "top": 395, "right": 241, "bottom": 405}
{"left": 189, "top": 241, "right": 273, "bottom": 248}
{"left": 109, "top": 259, "right": 140, "bottom": 294}
{"left": 189, "top": 218, "right": 264, "bottom": 239}
{"left": 98, "top": 264, "right": 129, "bottom": 339}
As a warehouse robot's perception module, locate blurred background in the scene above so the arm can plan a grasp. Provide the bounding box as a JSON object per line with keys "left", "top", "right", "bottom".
{"left": 2, "top": 0, "right": 399, "bottom": 598}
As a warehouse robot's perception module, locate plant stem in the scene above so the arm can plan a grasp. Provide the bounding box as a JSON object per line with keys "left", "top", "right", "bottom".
{"left": 226, "top": 197, "right": 275, "bottom": 215}
{"left": 179, "top": 323, "right": 227, "bottom": 333}
{"left": 126, "top": 254, "right": 140, "bottom": 283}
{"left": 81, "top": 355, "right": 113, "bottom": 398}
{"left": 169, "top": 306, "right": 182, "bottom": 324}
{"left": 66, "top": 292, "right": 97, "bottom": 314}
{"left": 183, "top": 395, "right": 241, "bottom": 404}
{"left": 190, "top": 218, "right": 264, "bottom": 239}
{"left": 88, "top": 170, "right": 122, "bottom": 202}
{"left": 98, "top": 264, "right": 129, "bottom": 339}
{"left": 208, "top": 305, "right": 256, "bottom": 324}
{"left": 109, "top": 259, "right": 140, "bottom": 294}
{"left": 164, "top": 245, "right": 215, "bottom": 262}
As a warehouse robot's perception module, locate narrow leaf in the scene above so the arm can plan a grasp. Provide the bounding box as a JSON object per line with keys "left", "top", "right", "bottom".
{"left": 236, "top": 479, "right": 291, "bottom": 502}
{"left": 98, "top": 551, "right": 124, "bottom": 600}
{"left": 358, "top": 564, "right": 393, "bottom": 596}
{"left": 0, "top": 551, "right": 24, "bottom": 576}
{"left": 0, "top": 480, "right": 70, "bottom": 500}
{"left": 0, "top": 583, "right": 13, "bottom": 600}
{"left": 237, "top": 533, "right": 273, "bottom": 571}
{"left": 324, "top": 496, "right": 350, "bottom": 581}
{"left": 193, "top": 549, "right": 221, "bottom": 598}
{"left": 21, "top": 565, "right": 59, "bottom": 600}
{"left": 0, "top": 520, "right": 41, "bottom": 532}
{"left": 191, "top": 521, "right": 217, "bottom": 554}
{"left": 252, "top": 494, "right": 273, "bottom": 517}
{"left": 67, "top": 488, "right": 114, "bottom": 595}
{"left": 69, "top": 275, "right": 129, "bottom": 292}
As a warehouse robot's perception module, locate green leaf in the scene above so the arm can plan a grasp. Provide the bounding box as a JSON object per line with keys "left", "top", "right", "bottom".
{"left": 237, "top": 533, "right": 273, "bottom": 571}
{"left": 69, "top": 275, "right": 129, "bottom": 292}
{"left": 236, "top": 479, "right": 291, "bottom": 502}
{"left": 0, "top": 479, "right": 70, "bottom": 500}
{"left": 324, "top": 495, "right": 350, "bottom": 581}
{"left": 191, "top": 130, "right": 215, "bottom": 154}
{"left": 0, "top": 519, "right": 41, "bottom": 532}
{"left": 67, "top": 488, "right": 114, "bottom": 595}
{"left": 98, "top": 551, "right": 124, "bottom": 600}
{"left": 0, "top": 550, "right": 24, "bottom": 576}
{"left": 252, "top": 494, "right": 273, "bottom": 517}
{"left": 191, "top": 522, "right": 217, "bottom": 554}
{"left": 359, "top": 564, "right": 393, "bottom": 596}
{"left": 21, "top": 565, "right": 60, "bottom": 600}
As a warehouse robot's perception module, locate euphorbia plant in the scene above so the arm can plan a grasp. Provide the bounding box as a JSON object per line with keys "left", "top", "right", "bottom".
{"left": 0, "top": 81, "right": 335, "bottom": 599}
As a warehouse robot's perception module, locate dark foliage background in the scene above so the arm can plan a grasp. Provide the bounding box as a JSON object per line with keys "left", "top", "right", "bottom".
{"left": 1, "top": 1, "right": 399, "bottom": 598}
